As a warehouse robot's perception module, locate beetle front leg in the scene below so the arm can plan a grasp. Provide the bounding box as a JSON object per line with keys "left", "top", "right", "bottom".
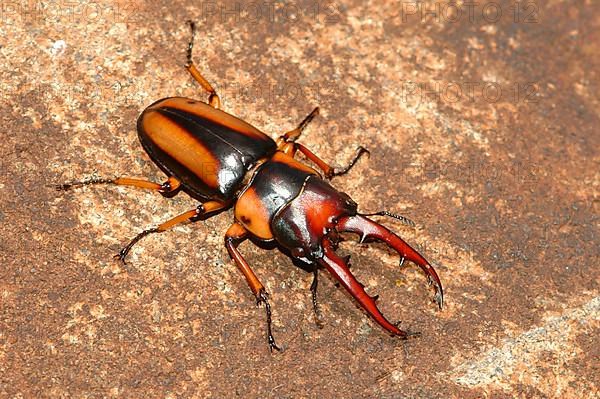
{"left": 115, "top": 200, "right": 226, "bottom": 263}
{"left": 56, "top": 175, "right": 182, "bottom": 198}
{"left": 225, "top": 222, "right": 281, "bottom": 352}
{"left": 185, "top": 20, "right": 221, "bottom": 108}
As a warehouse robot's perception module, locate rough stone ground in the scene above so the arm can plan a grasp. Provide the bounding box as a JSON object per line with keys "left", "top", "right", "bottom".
{"left": 1, "top": 1, "right": 598, "bottom": 398}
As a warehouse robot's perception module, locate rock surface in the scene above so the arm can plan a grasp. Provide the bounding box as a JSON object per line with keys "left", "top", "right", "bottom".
{"left": 1, "top": 1, "right": 598, "bottom": 398}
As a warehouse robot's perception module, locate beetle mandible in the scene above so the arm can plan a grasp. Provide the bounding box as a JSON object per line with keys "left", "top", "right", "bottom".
{"left": 57, "top": 21, "right": 443, "bottom": 351}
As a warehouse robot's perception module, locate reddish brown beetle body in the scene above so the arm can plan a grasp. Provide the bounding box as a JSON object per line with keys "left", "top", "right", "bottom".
{"left": 57, "top": 21, "right": 443, "bottom": 351}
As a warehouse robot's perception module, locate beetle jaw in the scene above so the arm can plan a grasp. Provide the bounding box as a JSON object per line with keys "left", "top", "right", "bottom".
{"left": 315, "top": 214, "right": 444, "bottom": 336}
{"left": 316, "top": 237, "right": 408, "bottom": 337}
{"left": 334, "top": 214, "right": 443, "bottom": 309}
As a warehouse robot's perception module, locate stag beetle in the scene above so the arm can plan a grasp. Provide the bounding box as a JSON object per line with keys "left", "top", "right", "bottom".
{"left": 57, "top": 21, "right": 443, "bottom": 351}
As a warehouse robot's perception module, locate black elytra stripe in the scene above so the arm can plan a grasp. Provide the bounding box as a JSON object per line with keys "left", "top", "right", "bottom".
{"left": 161, "top": 106, "right": 276, "bottom": 167}
{"left": 154, "top": 108, "right": 248, "bottom": 200}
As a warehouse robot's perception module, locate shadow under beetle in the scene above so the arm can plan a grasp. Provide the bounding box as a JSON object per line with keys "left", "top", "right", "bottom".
{"left": 57, "top": 21, "right": 443, "bottom": 351}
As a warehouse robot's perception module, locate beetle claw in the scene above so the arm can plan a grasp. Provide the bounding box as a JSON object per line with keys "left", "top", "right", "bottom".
{"left": 268, "top": 337, "right": 282, "bottom": 352}
{"left": 113, "top": 250, "right": 128, "bottom": 265}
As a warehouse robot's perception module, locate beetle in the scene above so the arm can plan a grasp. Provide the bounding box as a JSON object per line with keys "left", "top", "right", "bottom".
{"left": 57, "top": 21, "right": 443, "bottom": 351}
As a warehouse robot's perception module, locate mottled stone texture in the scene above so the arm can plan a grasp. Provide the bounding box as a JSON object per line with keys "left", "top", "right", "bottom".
{"left": 1, "top": 0, "right": 598, "bottom": 398}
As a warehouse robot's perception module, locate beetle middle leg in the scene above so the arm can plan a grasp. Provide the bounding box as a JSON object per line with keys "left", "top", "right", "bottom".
{"left": 225, "top": 222, "right": 281, "bottom": 352}
{"left": 185, "top": 20, "right": 220, "bottom": 109}
{"left": 281, "top": 141, "right": 369, "bottom": 179}
{"left": 276, "top": 107, "right": 369, "bottom": 178}
{"left": 115, "top": 200, "right": 226, "bottom": 262}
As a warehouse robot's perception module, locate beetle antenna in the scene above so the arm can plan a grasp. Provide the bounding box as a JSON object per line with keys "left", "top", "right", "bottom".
{"left": 359, "top": 210, "right": 416, "bottom": 227}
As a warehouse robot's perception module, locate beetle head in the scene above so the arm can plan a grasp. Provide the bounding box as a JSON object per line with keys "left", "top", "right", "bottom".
{"left": 271, "top": 176, "right": 443, "bottom": 337}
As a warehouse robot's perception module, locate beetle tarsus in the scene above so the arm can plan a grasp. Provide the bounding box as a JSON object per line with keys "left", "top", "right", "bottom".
{"left": 279, "top": 107, "right": 320, "bottom": 145}
{"left": 256, "top": 290, "right": 281, "bottom": 352}
{"left": 329, "top": 146, "right": 370, "bottom": 178}
{"left": 294, "top": 107, "right": 320, "bottom": 140}
{"left": 185, "top": 20, "right": 195, "bottom": 67}
{"left": 310, "top": 270, "right": 324, "bottom": 329}
{"left": 115, "top": 227, "right": 159, "bottom": 263}
{"left": 54, "top": 178, "right": 115, "bottom": 191}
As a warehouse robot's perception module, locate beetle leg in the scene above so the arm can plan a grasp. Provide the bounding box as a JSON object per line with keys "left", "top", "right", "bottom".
{"left": 185, "top": 20, "right": 221, "bottom": 109}
{"left": 310, "top": 269, "right": 324, "bottom": 328}
{"left": 278, "top": 107, "right": 320, "bottom": 145}
{"left": 225, "top": 222, "right": 281, "bottom": 352}
{"left": 282, "top": 142, "right": 369, "bottom": 179}
{"left": 56, "top": 176, "right": 182, "bottom": 198}
{"left": 115, "top": 200, "right": 226, "bottom": 263}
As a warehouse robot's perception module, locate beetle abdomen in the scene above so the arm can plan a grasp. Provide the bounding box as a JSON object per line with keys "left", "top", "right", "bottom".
{"left": 235, "top": 152, "right": 319, "bottom": 240}
{"left": 137, "top": 97, "right": 277, "bottom": 201}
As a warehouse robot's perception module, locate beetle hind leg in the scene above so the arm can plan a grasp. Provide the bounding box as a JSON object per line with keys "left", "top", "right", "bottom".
{"left": 115, "top": 200, "right": 226, "bottom": 263}
{"left": 55, "top": 175, "right": 182, "bottom": 198}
